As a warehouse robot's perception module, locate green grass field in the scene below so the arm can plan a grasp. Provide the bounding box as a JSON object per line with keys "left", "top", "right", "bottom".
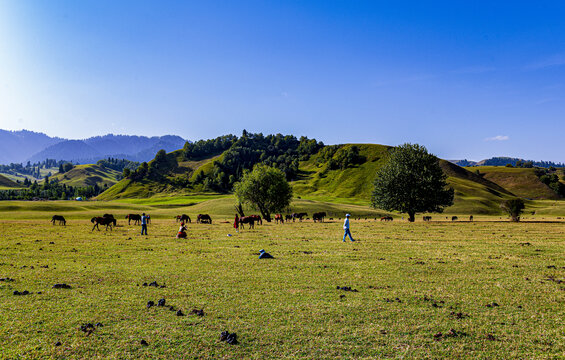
{"left": 0, "top": 199, "right": 564, "bottom": 359}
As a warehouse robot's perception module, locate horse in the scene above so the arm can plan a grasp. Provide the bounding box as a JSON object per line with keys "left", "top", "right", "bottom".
{"left": 469, "top": 215, "right": 474, "bottom": 222}
{"left": 238, "top": 216, "right": 255, "bottom": 229}
{"left": 197, "top": 214, "right": 212, "bottom": 224}
{"left": 176, "top": 214, "right": 191, "bottom": 223}
{"left": 250, "top": 215, "right": 262, "bottom": 225}
{"left": 380, "top": 216, "right": 393, "bottom": 222}
{"left": 312, "top": 212, "right": 326, "bottom": 222}
{"left": 91, "top": 216, "right": 117, "bottom": 231}
{"left": 285, "top": 214, "right": 293, "bottom": 221}
{"left": 51, "top": 215, "right": 66, "bottom": 226}
{"left": 451, "top": 216, "right": 458, "bottom": 221}
{"left": 423, "top": 216, "right": 432, "bottom": 222}
{"left": 125, "top": 214, "right": 141, "bottom": 225}
{"left": 293, "top": 212, "right": 308, "bottom": 222}
{"left": 274, "top": 214, "right": 284, "bottom": 224}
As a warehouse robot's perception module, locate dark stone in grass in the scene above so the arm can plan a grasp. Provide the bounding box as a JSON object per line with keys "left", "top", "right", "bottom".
{"left": 486, "top": 334, "right": 496, "bottom": 341}
{"left": 190, "top": 309, "right": 204, "bottom": 316}
{"left": 176, "top": 310, "right": 184, "bottom": 316}
{"left": 80, "top": 323, "right": 95, "bottom": 333}
{"left": 340, "top": 294, "right": 346, "bottom": 299}
{"left": 49, "top": 242, "right": 55, "bottom": 244}
{"left": 337, "top": 286, "right": 358, "bottom": 292}
{"left": 486, "top": 302, "right": 499, "bottom": 308}
{"left": 157, "top": 298, "right": 166, "bottom": 307}
{"left": 55, "top": 341, "right": 61, "bottom": 346}
{"left": 95, "top": 322, "right": 103, "bottom": 327}
{"left": 52, "top": 283, "right": 72, "bottom": 289}
{"left": 148, "top": 281, "right": 159, "bottom": 287}
{"left": 140, "top": 339, "right": 148, "bottom": 346}
{"left": 37, "top": 292, "right": 42, "bottom": 294}
{"left": 547, "top": 265, "right": 557, "bottom": 269}
{"left": 147, "top": 301, "right": 155, "bottom": 308}
{"left": 220, "top": 331, "right": 238, "bottom": 345}
{"left": 433, "top": 332, "right": 443, "bottom": 340}
{"left": 0, "top": 277, "right": 14, "bottom": 282}
{"left": 143, "top": 282, "right": 148, "bottom": 286}
{"left": 13, "top": 290, "right": 30, "bottom": 296}
{"left": 168, "top": 305, "right": 176, "bottom": 311}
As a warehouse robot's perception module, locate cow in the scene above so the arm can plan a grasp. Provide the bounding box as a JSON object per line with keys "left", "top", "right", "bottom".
{"left": 91, "top": 215, "right": 116, "bottom": 231}
{"left": 176, "top": 214, "right": 191, "bottom": 223}
{"left": 51, "top": 215, "right": 66, "bottom": 226}
{"left": 451, "top": 216, "right": 458, "bottom": 221}
{"left": 274, "top": 214, "right": 284, "bottom": 224}
{"left": 312, "top": 212, "right": 326, "bottom": 222}
{"left": 197, "top": 214, "right": 212, "bottom": 224}
{"left": 238, "top": 216, "right": 255, "bottom": 229}
{"left": 125, "top": 214, "right": 141, "bottom": 225}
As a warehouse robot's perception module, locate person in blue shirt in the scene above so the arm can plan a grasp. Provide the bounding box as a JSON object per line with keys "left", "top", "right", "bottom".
{"left": 343, "top": 214, "right": 355, "bottom": 242}
{"left": 141, "top": 213, "right": 148, "bottom": 235}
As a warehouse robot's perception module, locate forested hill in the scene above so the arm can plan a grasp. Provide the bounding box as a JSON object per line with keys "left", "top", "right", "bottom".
{"left": 452, "top": 157, "right": 564, "bottom": 168}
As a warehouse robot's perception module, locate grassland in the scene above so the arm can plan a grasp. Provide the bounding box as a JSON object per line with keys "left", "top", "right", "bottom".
{"left": 49, "top": 164, "right": 122, "bottom": 188}
{"left": 0, "top": 199, "right": 564, "bottom": 359}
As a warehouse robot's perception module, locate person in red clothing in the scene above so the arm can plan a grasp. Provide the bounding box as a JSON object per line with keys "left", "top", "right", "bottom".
{"left": 177, "top": 222, "right": 187, "bottom": 239}
{"left": 234, "top": 214, "right": 239, "bottom": 233}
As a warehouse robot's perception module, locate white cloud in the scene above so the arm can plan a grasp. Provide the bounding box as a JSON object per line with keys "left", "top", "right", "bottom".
{"left": 485, "top": 135, "right": 509, "bottom": 141}
{"left": 526, "top": 54, "right": 565, "bottom": 70}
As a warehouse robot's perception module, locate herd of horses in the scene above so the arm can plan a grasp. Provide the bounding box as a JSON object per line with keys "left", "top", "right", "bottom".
{"left": 50, "top": 211, "right": 477, "bottom": 231}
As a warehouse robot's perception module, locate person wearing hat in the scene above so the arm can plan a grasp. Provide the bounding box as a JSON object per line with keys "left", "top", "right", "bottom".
{"left": 258, "top": 249, "right": 274, "bottom": 259}
{"left": 343, "top": 214, "right": 355, "bottom": 242}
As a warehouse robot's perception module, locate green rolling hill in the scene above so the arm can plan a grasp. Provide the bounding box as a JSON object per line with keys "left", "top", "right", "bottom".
{"left": 50, "top": 164, "right": 122, "bottom": 188}
{"left": 0, "top": 174, "right": 21, "bottom": 189}
{"left": 95, "top": 139, "right": 558, "bottom": 215}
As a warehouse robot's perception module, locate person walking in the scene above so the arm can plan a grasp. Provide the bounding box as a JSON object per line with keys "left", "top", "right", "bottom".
{"left": 343, "top": 214, "right": 354, "bottom": 242}
{"left": 141, "top": 213, "right": 148, "bottom": 235}
{"left": 234, "top": 214, "right": 239, "bottom": 233}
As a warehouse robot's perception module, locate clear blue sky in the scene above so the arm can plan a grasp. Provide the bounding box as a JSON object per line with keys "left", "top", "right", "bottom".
{"left": 1, "top": 1, "right": 564, "bottom": 162}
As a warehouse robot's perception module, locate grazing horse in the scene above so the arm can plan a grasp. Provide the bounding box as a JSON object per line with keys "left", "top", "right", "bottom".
{"left": 274, "top": 214, "right": 284, "bottom": 224}
{"left": 293, "top": 212, "right": 308, "bottom": 222}
{"left": 51, "top": 215, "right": 66, "bottom": 226}
{"left": 451, "top": 216, "right": 458, "bottom": 221}
{"left": 238, "top": 216, "right": 255, "bottom": 229}
{"left": 423, "top": 216, "right": 432, "bottom": 222}
{"left": 285, "top": 214, "right": 293, "bottom": 221}
{"left": 197, "top": 214, "right": 212, "bottom": 224}
{"left": 125, "top": 214, "right": 141, "bottom": 225}
{"left": 176, "top": 214, "right": 191, "bottom": 223}
{"left": 249, "top": 215, "right": 262, "bottom": 225}
{"left": 312, "top": 212, "right": 326, "bottom": 222}
{"left": 91, "top": 216, "right": 117, "bottom": 231}
{"left": 380, "top": 216, "right": 393, "bottom": 222}
{"left": 469, "top": 215, "right": 474, "bottom": 222}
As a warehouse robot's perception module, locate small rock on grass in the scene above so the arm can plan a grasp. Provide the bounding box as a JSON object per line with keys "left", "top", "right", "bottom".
{"left": 54, "top": 341, "right": 62, "bottom": 347}
{"left": 176, "top": 310, "right": 184, "bottom": 316}
{"left": 140, "top": 339, "right": 148, "bottom": 346}
{"left": 52, "top": 283, "right": 72, "bottom": 289}
{"left": 190, "top": 309, "right": 204, "bottom": 317}
{"left": 157, "top": 298, "right": 166, "bottom": 307}
{"left": 13, "top": 290, "right": 30, "bottom": 296}
{"left": 220, "top": 331, "right": 238, "bottom": 345}
{"left": 146, "top": 301, "right": 155, "bottom": 308}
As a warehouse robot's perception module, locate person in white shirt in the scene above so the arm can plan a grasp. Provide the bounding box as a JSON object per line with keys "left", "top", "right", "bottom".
{"left": 343, "top": 214, "right": 355, "bottom": 242}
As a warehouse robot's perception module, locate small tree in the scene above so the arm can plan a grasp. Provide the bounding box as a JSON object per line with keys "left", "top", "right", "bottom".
{"left": 233, "top": 164, "right": 293, "bottom": 222}
{"left": 501, "top": 198, "right": 525, "bottom": 222}
{"left": 371, "top": 143, "right": 454, "bottom": 222}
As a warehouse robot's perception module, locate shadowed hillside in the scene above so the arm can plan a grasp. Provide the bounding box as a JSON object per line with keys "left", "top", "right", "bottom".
{"left": 50, "top": 164, "right": 122, "bottom": 188}
{"left": 0, "top": 174, "right": 21, "bottom": 189}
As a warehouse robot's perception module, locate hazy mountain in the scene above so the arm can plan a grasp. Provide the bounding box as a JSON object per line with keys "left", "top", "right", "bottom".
{"left": 27, "top": 134, "right": 187, "bottom": 164}
{"left": 450, "top": 157, "right": 564, "bottom": 168}
{"left": 0, "top": 130, "right": 63, "bottom": 164}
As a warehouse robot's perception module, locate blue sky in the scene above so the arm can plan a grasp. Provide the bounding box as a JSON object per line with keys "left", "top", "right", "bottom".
{"left": 1, "top": 1, "right": 564, "bottom": 162}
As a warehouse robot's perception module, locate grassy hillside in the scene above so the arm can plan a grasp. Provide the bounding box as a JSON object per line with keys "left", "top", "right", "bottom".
{"left": 0, "top": 174, "right": 21, "bottom": 189}
{"left": 468, "top": 166, "right": 559, "bottom": 200}
{"left": 50, "top": 164, "right": 122, "bottom": 188}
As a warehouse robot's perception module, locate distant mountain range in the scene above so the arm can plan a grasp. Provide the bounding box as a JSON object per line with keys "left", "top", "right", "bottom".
{"left": 0, "top": 130, "right": 187, "bottom": 165}
{"left": 450, "top": 157, "right": 564, "bottom": 168}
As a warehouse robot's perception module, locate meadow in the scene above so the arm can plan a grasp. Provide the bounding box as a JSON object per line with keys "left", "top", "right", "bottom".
{"left": 0, "top": 200, "right": 564, "bottom": 359}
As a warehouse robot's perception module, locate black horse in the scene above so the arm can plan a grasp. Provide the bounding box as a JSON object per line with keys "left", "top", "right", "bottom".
{"left": 197, "top": 214, "right": 212, "bottom": 224}
{"left": 51, "top": 215, "right": 66, "bottom": 226}
{"left": 176, "top": 214, "right": 191, "bottom": 223}
{"left": 313, "top": 212, "right": 326, "bottom": 222}
{"left": 125, "top": 214, "right": 141, "bottom": 225}
{"left": 91, "top": 216, "right": 117, "bottom": 231}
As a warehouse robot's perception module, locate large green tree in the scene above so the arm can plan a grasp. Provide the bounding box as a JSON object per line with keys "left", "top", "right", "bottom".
{"left": 233, "top": 164, "right": 293, "bottom": 222}
{"left": 371, "top": 143, "right": 454, "bottom": 222}
{"left": 501, "top": 198, "right": 525, "bottom": 222}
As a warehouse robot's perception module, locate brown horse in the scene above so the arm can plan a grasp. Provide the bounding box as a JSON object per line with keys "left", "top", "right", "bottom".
{"left": 125, "top": 214, "right": 141, "bottom": 225}
{"left": 197, "top": 214, "right": 212, "bottom": 224}
{"left": 238, "top": 216, "right": 255, "bottom": 229}
{"left": 91, "top": 216, "right": 117, "bottom": 231}
{"left": 176, "top": 214, "right": 191, "bottom": 223}
{"left": 274, "top": 214, "right": 284, "bottom": 224}
{"left": 380, "top": 216, "right": 393, "bottom": 222}
{"left": 51, "top": 215, "right": 66, "bottom": 226}
{"left": 249, "top": 214, "right": 262, "bottom": 225}
{"left": 313, "top": 212, "right": 326, "bottom": 222}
